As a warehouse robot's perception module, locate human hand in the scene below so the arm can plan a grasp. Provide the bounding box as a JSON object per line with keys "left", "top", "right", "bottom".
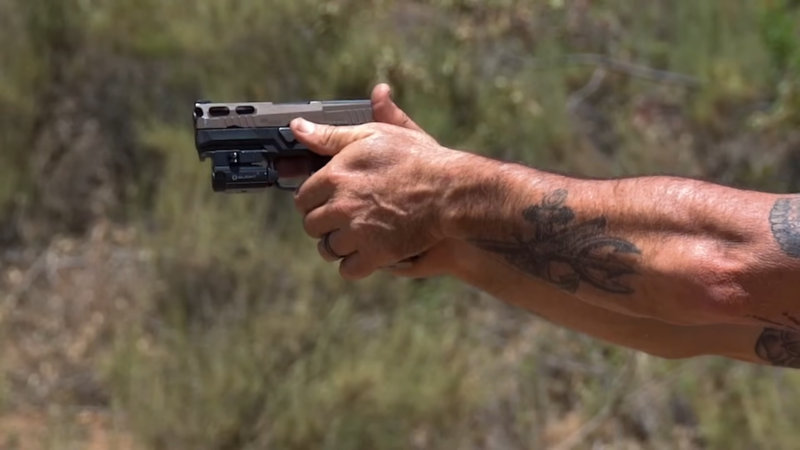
{"left": 370, "top": 83, "right": 427, "bottom": 134}
{"left": 289, "top": 87, "right": 476, "bottom": 280}
{"left": 275, "top": 83, "right": 428, "bottom": 178}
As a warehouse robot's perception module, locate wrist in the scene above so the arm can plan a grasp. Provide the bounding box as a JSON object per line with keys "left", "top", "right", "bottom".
{"left": 434, "top": 150, "right": 526, "bottom": 242}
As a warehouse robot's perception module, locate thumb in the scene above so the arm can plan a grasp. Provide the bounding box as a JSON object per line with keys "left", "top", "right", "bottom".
{"left": 371, "top": 83, "right": 426, "bottom": 134}
{"left": 290, "top": 118, "right": 375, "bottom": 156}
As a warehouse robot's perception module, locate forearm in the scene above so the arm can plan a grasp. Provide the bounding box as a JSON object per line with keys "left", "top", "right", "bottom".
{"left": 440, "top": 154, "right": 799, "bottom": 327}
{"left": 444, "top": 240, "right": 763, "bottom": 364}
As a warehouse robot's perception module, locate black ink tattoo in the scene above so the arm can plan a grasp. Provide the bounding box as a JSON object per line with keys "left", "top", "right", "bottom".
{"left": 468, "top": 189, "right": 642, "bottom": 294}
{"left": 752, "top": 201, "right": 800, "bottom": 368}
{"left": 748, "top": 312, "right": 800, "bottom": 331}
{"left": 769, "top": 197, "right": 800, "bottom": 258}
{"left": 755, "top": 329, "right": 800, "bottom": 368}
{"left": 749, "top": 312, "right": 800, "bottom": 368}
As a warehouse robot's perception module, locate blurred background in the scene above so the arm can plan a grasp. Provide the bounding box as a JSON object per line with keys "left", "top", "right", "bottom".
{"left": 0, "top": 0, "right": 799, "bottom": 448}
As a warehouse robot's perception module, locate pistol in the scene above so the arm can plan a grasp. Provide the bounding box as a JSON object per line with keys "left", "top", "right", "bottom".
{"left": 193, "top": 99, "right": 373, "bottom": 192}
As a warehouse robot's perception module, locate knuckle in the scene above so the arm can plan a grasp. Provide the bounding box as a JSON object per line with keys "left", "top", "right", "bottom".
{"left": 339, "top": 255, "right": 372, "bottom": 281}
{"left": 316, "top": 239, "right": 327, "bottom": 258}
{"left": 320, "top": 126, "right": 340, "bottom": 148}
{"left": 293, "top": 195, "right": 306, "bottom": 214}
{"left": 327, "top": 199, "right": 352, "bottom": 220}
{"left": 321, "top": 160, "right": 352, "bottom": 185}
{"left": 360, "top": 122, "right": 388, "bottom": 139}
{"left": 338, "top": 260, "right": 355, "bottom": 280}
{"left": 362, "top": 122, "right": 381, "bottom": 133}
{"left": 292, "top": 185, "right": 305, "bottom": 209}
{"left": 292, "top": 178, "right": 317, "bottom": 213}
{"left": 400, "top": 113, "right": 415, "bottom": 129}
{"left": 326, "top": 168, "right": 348, "bottom": 186}
{"left": 302, "top": 212, "right": 320, "bottom": 238}
{"left": 347, "top": 217, "right": 369, "bottom": 241}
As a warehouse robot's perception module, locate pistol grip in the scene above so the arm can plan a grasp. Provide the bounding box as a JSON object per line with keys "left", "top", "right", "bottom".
{"left": 309, "top": 153, "right": 333, "bottom": 172}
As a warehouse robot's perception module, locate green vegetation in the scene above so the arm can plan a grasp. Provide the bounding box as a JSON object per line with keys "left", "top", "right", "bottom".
{"left": 0, "top": 0, "right": 799, "bottom": 448}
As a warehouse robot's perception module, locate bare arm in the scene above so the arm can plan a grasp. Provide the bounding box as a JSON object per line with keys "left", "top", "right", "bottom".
{"left": 283, "top": 91, "right": 800, "bottom": 369}
{"left": 433, "top": 238, "right": 793, "bottom": 367}
{"left": 406, "top": 154, "right": 800, "bottom": 368}
{"left": 439, "top": 155, "right": 800, "bottom": 329}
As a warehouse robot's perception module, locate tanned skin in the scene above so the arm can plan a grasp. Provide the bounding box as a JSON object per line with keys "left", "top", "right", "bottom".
{"left": 283, "top": 83, "right": 800, "bottom": 369}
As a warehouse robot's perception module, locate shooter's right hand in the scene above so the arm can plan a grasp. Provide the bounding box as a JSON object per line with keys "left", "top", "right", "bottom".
{"left": 275, "top": 83, "right": 431, "bottom": 178}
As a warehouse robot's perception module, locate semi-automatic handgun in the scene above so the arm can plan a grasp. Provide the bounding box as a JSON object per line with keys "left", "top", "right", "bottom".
{"left": 193, "top": 99, "right": 373, "bottom": 193}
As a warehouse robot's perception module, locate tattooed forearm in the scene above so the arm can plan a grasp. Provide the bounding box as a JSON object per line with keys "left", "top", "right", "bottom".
{"left": 467, "top": 189, "right": 642, "bottom": 295}
{"left": 758, "top": 199, "right": 800, "bottom": 367}
{"left": 749, "top": 313, "right": 800, "bottom": 368}
{"left": 769, "top": 197, "right": 800, "bottom": 258}
{"left": 754, "top": 328, "right": 800, "bottom": 368}
{"left": 747, "top": 312, "right": 800, "bottom": 331}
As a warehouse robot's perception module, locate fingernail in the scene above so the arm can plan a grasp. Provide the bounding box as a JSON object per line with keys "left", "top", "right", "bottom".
{"left": 293, "top": 118, "right": 314, "bottom": 134}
